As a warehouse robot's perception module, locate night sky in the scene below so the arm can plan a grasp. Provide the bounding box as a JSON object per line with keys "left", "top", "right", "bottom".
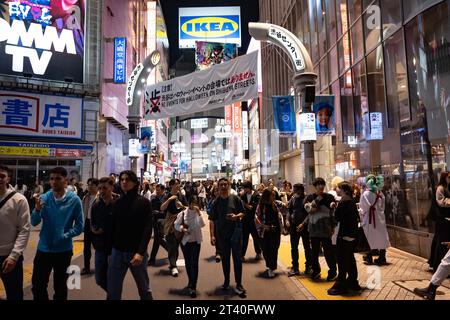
{"left": 159, "top": 0, "right": 260, "bottom": 68}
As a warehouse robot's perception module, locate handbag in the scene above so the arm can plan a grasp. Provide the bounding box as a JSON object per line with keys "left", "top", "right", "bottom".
{"left": 354, "top": 222, "right": 371, "bottom": 253}
{"left": 174, "top": 211, "right": 186, "bottom": 242}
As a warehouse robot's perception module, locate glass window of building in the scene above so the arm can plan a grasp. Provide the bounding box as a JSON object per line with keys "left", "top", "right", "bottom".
{"left": 318, "top": 0, "right": 328, "bottom": 57}
{"left": 309, "top": 0, "right": 319, "bottom": 62}
{"left": 338, "top": 32, "right": 351, "bottom": 75}
{"left": 364, "top": 0, "right": 381, "bottom": 53}
{"left": 380, "top": 0, "right": 402, "bottom": 39}
{"left": 384, "top": 29, "right": 409, "bottom": 129}
{"left": 320, "top": 56, "right": 329, "bottom": 90}
{"left": 350, "top": 18, "right": 364, "bottom": 64}
{"left": 302, "top": 0, "right": 311, "bottom": 54}
{"left": 326, "top": 0, "right": 338, "bottom": 45}
{"left": 336, "top": 0, "right": 349, "bottom": 39}
{"left": 403, "top": 0, "right": 444, "bottom": 22}
{"left": 352, "top": 59, "right": 367, "bottom": 139}
{"left": 348, "top": 0, "right": 363, "bottom": 24}
{"left": 329, "top": 45, "right": 339, "bottom": 82}
{"left": 340, "top": 74, "right": 355, "bottom": 140}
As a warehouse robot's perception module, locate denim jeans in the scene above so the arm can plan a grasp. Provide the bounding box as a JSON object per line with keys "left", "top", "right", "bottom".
{"left": 95, "top": 250, "right": 109, "bottom": 292}
{"left": 0, "top": 255, "right": 24, "bottom": 300}
{"left": 181, "top": 242, "right": 201, "bottom": 290}
{"left": 107, "top": 248, "right": 152, "bottom": 300}
{"left": 220, "top": 230, "right": 243, "bottom": 286}
{"left": 165, "top": 233, "right": 180, "bottom": 269}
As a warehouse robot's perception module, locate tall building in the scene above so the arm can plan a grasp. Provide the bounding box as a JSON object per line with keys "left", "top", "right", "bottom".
{"left": 0, "top": 1, "right": 101, "bottom": 187}
{"left": 259, "top": 0, "right": 450, "bottom": 258}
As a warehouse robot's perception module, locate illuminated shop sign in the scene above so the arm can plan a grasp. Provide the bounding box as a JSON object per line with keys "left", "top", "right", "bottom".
{"left": 114, "top": 37, "right": 127, "bottom": 83}
{"left": 0, "top": 0, "right": 85, "bottom": 82}
{"left": 179, "top": 6, "right": 241, "bottom": 48}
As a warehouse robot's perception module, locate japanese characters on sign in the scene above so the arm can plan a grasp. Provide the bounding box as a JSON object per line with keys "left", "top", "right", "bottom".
{"left": 299, "top": 113, "right": 317, "bottom": 142}
{"left": 114, "top": 37, "right": 127, "bottom": 83}
{"left": 0, "top": 141, "right": 92, "bottom": 157}
{"left": 144, "top": 51, "right": 258, "bottom": 120}
{"left": 126, "top": 63, "right": 144, "bottom": 107}
{"left": 0, "top": 91, "right": 83, "bottom": 139}
{"left": 369, "top": 112, "right": 383, "bottom": 140}
{"left": 268, "top": 26, "right": 305, "bottom": 72}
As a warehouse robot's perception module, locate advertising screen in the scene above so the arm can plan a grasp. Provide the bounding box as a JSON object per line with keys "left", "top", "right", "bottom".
{"left": 0, "top": 0, "right": 86, "bottom": 82}
{"left": 195, "top": 41, "right": 237, "bottom": 71}
{"left": 179, "top": 6, "right": 241, "bottom": 49}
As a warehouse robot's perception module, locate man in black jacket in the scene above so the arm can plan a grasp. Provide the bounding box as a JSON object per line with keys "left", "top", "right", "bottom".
{"left": 287, "top": 184, "right": 312, "bottom": 276}
{"left": 240, "top": 181, "right": 262, "bottom": 262}
{"left": 91, "top": 177, "right": 118, "bottom": 292}
{"left": 107, "top": 170, "right": 153, "bottom": 300}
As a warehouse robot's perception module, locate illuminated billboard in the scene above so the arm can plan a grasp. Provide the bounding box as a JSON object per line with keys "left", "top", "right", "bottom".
{"left": 0, "top": 0, "right": 86, "bottom": 82}
{"left": 179, "top": 6, "right": 241, "bottom": 49}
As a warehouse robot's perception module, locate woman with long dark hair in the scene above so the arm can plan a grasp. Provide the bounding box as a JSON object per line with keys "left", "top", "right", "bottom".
{"left": 255, "top": 189, "right": 283, "bottom": 278}
{"left": 430, "top": 172, "right": 450, "bottom": 271}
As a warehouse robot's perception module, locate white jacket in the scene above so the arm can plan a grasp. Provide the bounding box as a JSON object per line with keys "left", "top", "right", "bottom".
{"left": 174, "top": 208, "right": 206, "bottom": 245}
{"left": 359, "top": 190, "right": 391, "bottom": 250}
{"left": 0, "top": 186, "right": 31, "bottom": 261}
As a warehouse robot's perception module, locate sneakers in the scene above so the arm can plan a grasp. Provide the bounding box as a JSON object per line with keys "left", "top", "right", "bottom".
{"left": 215, "top": 254, "right": 221, "bottom": 263}
{"left": 255, "top": 253, "right": 262, "bottom": 261}
{"left": 171, "top": 267, "right": 179, "bottom": 277}
{"left": 374, "top": 258, "right": 387, "bottom": 266}
{"left": 327, "top": 285, "right": 349, "bottom": 296}
{"left": 327, "top": 271, "right": 338, "bottom": 281}
{"left": 221, "top": 283, "right": 230, "bottom": 291}
{"left": 234, "top": 285, "right": 247, "bottom": 297}
{"left": 189, "top": 289, "right": 197, "bottom": 298}
{"left": 267, "top": 269, "right": 275, "bottom": 278}
{"left": 288, "top": 269, "right": 300, "bottom": 277}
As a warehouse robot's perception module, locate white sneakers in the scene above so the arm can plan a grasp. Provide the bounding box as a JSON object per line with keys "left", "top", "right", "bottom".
{"left": 171, "top": 267, "right": 179, "bottom": 277}
{"left": 267, "top": 268, "right": 275, "bottom": 278}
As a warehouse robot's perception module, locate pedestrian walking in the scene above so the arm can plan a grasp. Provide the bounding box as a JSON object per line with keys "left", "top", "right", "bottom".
{"left": 359, "top": 175, "right": 391, "bottom": 265}
{"left": 107, "top": 170, "right": 153, "bottom": 300}
{"left": 301, "top": 178, "right": 337, "bottom": 281}
{"left": 207, "top": 184, "right": 222, "bottom": 263}
{"left": 209, "top": 178, "right": 247, "bottom": 297}
{"left": 148, "top": 184, "right": 168, "bottom": 266}
{"left": 255, "top": 189, "right": 283, "bottom": 278}
{"left": 240, "top": 181, "right": 262, "bottom": 262}
{"left": 161, "top": 179, "right": 188, "bottom": 277}
{"left": 31, "top": 167, "right": 84, "bottom": 300}
{"left": 327, "top": 181, "right": 362, "bottom": 295}
{"left": 286, "top": 184, "right": 312, "bottom": 276}
{"left": 174, "top": 195, "right": 206, "bottom": 298}
{"left": 91, "top": 177, "right": 118, "bottom": 292}
{"left": 81, "top": 178, "right": 99, "bottom": 275}
{"left": 0, "top": 165, "right": 31, "bottom": 300}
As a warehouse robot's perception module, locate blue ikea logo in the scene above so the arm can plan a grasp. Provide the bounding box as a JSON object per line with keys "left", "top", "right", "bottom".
{"left": 179, "top": 15, "right": 240, "bottom": 40}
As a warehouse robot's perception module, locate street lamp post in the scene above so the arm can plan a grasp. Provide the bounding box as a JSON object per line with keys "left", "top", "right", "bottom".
{"left": 248, "top": 22, "right": 318, "bottom": 190}
{"left": 126, "top": 50, "right": 161, "bottom": 174}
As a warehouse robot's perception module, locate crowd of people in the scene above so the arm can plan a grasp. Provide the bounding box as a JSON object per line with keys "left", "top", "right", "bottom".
{"left": 1, "top": 163, "right": 450, "bottom": 300}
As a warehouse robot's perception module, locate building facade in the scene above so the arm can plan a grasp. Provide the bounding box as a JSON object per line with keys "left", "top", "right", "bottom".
{"left": 259, "top": 0, "right": 450, "bottom": 258}
{"left": 0, "top": 0, "right": 101, "bottom": 188}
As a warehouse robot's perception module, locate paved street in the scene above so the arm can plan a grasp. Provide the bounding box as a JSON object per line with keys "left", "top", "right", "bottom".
{"left": 2, "top": 213, "right": 449, "bottom": 301}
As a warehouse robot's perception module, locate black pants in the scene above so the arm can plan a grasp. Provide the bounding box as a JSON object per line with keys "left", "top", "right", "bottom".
{"left": 242, "top": 220, "right": 261, "bottom": 257}
{"left": 84, "top": 219, "right": 93, "bottom": 270}
{"left": 261, "top": 228, "right": 281, "bottom": 270}
{"left": 214, "top": 224, "right": 222, "bottom": 256}
{"left": 336, "top": 239, "right": 358, "bottom": 287}
{"left": 150, "top": 218, "right": 168, "bottom": 261}
{"left": 220, "top": 234, "right": 243, "bottom": 286}
{"left": 31, "top": 250, "right": 73, "bottom": 300}
{"left": 290, "top": 228, "right": 312, "bottom": 272}
{"left": 181, "top": 242, "right": 201, "bottom": 290}
{"left": 166, "top": 233, "right": 180, "bottom": 269}
{"left": 310, "top": 237, "right": 337, "bottom": 275}
{"left": 0, "top": 255, "right": 24, "bottom": 300}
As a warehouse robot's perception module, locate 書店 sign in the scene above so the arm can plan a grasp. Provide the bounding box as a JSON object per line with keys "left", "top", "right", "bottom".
{"left": 179, "top": 6, "right": 241, "bottom": 49}
{"left": 114, "top": 37, "right": 127, "bottom": 83}
{"left": 144, "top": 51, "right": 258, "bottom": 120}
{"left": 0, "top": 90, "right": 83, "bottom": 139}
{"left": 0, "top": 1, "right": 85, "bottom": 82}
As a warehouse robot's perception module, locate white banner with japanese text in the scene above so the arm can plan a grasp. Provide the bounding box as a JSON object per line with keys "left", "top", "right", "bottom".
{"left": 144, "top": 51, "right": 258, "bottom": 120}
{"left": 0, "top": 90, "right": 83, "bottom": 139}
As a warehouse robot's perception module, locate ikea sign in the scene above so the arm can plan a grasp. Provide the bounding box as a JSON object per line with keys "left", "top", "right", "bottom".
{"left": 179, "top": 7, "right": 241, "bottom": 48}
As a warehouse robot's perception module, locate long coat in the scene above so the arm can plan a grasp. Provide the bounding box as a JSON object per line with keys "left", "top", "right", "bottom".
{"left": 359, "top": 190, "right": 391, "bottom": 250}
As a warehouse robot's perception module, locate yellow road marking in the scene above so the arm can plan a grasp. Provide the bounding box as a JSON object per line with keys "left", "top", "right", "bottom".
{"left": 0, "top": 240, "right": 84, "bottom": 298}
{"left": 278, "top": 243, "right": 362, "bottom": 300}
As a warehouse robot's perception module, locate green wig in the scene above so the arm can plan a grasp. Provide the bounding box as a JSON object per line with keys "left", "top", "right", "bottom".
{"left": 365, "top": 174, "right": 384, "bottom": 193}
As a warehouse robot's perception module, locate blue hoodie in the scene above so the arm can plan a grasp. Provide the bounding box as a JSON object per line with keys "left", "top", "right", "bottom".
{"left": 31, "top": 190, "right": 84, "bottom": 253}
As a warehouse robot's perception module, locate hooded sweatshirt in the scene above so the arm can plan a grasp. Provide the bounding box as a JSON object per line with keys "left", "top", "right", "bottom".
{"left": 31, "top": 189, "right": 84, "bottom": 253}
{"left": 0, "top": 185, "right": 31, "bottom": 260}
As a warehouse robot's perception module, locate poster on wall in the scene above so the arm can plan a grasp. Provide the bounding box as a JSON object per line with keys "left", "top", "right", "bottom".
{"left": 299, "top": 113, "right": 316, "bottom": 142}
{"left": 195, "top": 41, "right": 237, "bottom": 71}
{"left": 313, "top": 95, "right": 335, "bottom": 136}
{"left": 0, "top": 90, "right": 83, "bottom": 139}
{"left": 272, "top": 96, "right": 296, "bottom": 137}
{"left": 0, "top": 0, "right": 86, "bottom": 82}
{"left": 369, "top": 112, "right": 383, "bottom": 140}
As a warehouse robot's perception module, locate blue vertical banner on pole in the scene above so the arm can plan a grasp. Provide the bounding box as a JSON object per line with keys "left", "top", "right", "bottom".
{"left": 272, "top": 96, "right": 296, "bottom": 137}
{"left": 114, "top": 37, "right": 127, "bottom": 83}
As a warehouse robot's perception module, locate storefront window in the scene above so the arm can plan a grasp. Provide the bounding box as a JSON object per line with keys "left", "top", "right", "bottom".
{"left": 380, "top": 0, "right": 402, "bottom": 39}
{"left": 340, "top": 75, "right": 355, "bottom": 140}
{"left": 352, "top": 60, "right": 367, "bottom": 140}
